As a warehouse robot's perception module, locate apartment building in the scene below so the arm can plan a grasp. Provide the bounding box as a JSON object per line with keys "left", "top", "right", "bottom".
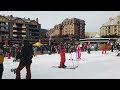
{"left": 0, "top": 15, "right": 41, "bottom": 45}
{"left": 100, "top": 15, "right": 120, "bottom": 37}
{"left": 47, "top": 18, "right": 85, "bottom": 39}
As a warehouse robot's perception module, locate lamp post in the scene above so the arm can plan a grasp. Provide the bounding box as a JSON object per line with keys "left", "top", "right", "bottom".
{"left": 49, "top": 35, "right": 52, "bottom": 46}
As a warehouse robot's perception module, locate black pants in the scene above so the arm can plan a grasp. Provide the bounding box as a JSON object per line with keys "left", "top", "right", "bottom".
{"left": 88, "top": 49, "right": 90, "bottom": 54}
{"left": 0, "top": 64, "right": 3, "bottom": 79}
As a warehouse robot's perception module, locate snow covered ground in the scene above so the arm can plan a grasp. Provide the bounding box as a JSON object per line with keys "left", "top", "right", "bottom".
{"left": 2, "top": 50, "right": 120, "bottom": 79}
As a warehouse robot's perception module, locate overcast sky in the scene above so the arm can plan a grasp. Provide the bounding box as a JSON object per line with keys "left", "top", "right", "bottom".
{"left": 0, "top": 11, "right": 120, "bottom": 33}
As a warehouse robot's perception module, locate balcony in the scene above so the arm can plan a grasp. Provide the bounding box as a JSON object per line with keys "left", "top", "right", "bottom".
{"left": 13, "top": 24, "right": 17, "bottom": 27}
{"left": 1, "top": 34, "right": 9, "bottom": 37}
{"left": 22, "top": 35, "right": 26, "bottom": 37}
{"left": 31, "top": 32, "right": 39, "bottom": 34}
{"left": 13, "top": 34, "right": 17, "bottom": 37}
{"left": 0, "top": 24, "right": 9, "bottom": 27}
{"left": 30, "top": 36, "right": 40, "bottom": 39}
{"left": 0, "top": 29, "right": 9, "bottom": 32}
{"left": 17, "top": 35, "right": 22, "bottom": 37}
{"left": 29, "top": 27, "right": 38, "bottom": 30}
{"left": 16, "top": 26, "right": 22, "bottom": 28}
{"left": 22, "top": 25, "right": 26, "bottom": 28}
{"left": 13, "top": 30, "right": 17, "bottom": 32}
{"left": 22, "top": 30, "right": 26, "bottom": 33}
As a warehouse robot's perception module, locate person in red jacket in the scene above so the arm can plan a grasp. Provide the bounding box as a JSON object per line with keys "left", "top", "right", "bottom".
{"left": 59, "top": 44, "right": 67, "bottom": 68}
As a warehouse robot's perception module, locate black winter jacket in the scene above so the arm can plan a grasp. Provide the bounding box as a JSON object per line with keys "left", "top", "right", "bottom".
{"left": 20, "top": 45, "right": 33, "bottom": 65}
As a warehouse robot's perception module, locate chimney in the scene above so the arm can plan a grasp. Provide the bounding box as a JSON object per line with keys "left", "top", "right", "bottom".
{"left": 36, "top": 18, "right": 38, "bottom": 22}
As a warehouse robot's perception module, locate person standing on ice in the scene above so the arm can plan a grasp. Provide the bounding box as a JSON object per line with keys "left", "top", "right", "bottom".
{"left": 87, "top": 42, "right": 91, "bottom": 54}
{"left": 59, "top": 44, "right": 67, "bottom": 68}
{"left": 111, "top": 42, "right": 114, "bottom": 52}
{"left": 76, "top": 44, "right": 81, "bottom": 60}
{"left": 16, "top": 40, "right": 33, "bottom": 79}
{"left": 102, "top": 43, "right": 107, "bottom": 54}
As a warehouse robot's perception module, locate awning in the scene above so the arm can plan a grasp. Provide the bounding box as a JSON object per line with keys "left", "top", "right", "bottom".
{"left": 32, "top": 42, "right": 44, "bottom": 47}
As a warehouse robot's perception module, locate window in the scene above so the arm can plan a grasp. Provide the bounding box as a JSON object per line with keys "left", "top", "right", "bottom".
{"left": 6, "top": 27, "right": 8, "bottom": 29}
{"left": 117, "top": 21, "right": 119, "bottom": 24}
{"left": 108, "top": 30, "right": 110, "bottom": 33}
{"left": 6, "top": 22, "right": 8, "bottom": 25}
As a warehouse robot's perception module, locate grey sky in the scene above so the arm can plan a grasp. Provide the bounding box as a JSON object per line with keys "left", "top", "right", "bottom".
{"left": 0, "top": 11, "right": 120, "bottom": 33}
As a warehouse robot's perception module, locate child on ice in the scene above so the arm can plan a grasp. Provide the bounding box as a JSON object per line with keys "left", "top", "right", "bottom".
{"left": 76, "top": 44, "right": 81, "bottom": 60}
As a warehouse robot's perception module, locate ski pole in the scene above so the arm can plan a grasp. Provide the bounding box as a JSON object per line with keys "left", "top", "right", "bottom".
{"left": 70, "top": 52, "right": 74, "bottom": 68}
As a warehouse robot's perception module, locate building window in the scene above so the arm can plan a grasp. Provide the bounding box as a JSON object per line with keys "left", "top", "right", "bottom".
{"left": 6, "top": 22, "right": 8, "bottom": 25}
{"left": 117, "top": 21, "right": 119, "bottom": 24}
{"left": 108, "top": 30, "right": 110, "bottom": 33}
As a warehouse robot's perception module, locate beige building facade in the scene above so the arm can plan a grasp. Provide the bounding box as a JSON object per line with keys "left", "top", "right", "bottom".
{"left": 100, "top": 16, "right": 120, "bottom": 37}
{"left": 46, "top": 18, "right": 85, "bottom": 39}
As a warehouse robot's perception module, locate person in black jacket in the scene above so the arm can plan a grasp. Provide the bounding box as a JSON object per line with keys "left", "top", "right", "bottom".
{"left": 116, "top": 43, "right": 120, "bottom": 56}
{"left": 16, "top": 40, "right": 33, "bottom": 79}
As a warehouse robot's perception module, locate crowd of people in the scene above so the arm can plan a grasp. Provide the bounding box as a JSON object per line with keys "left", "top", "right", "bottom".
{"left": 0, "top": 40, "right": 120, "bottom": 79}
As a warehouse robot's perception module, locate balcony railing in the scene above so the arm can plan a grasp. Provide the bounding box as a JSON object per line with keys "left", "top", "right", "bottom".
{"left": 31, "top": 32, "right": 39, "bottom": 34}
{"left": 13, "top": 24, "right": 17, "bottom": 27}
{"left": 13, "top": 34, "right": 17, "bottom": 37}
{"left": 29, "top": 27, "right": 38, "bottom": 30}
{"left": 22, "top": 25, "right": 26, "bottom": 28}
{"left": 22, "top": 35, "right": 26, "bottom": 37}
{"left": 22, "top": 30, "right": 26, "bottom": 33}
{"left": 0, "top": 24, "right": 9, "bottom": 27}
{"left": 0, "top": 29, "right": 9, "bottom": 32}
{"left": 13, "top": 30, "right": 17, "bottom": 32}
{"left": 17, "top": 35, "right": 22, "bottom": 37}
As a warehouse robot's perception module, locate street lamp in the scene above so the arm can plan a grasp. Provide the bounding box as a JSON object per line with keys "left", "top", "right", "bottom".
{"left": 49, "top": 35, "right": 52, "bottom": 45}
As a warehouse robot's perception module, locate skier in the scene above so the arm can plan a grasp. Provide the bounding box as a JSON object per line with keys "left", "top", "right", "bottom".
{"left": 59, "top": 44, "right": 67, "bottom": 68}
{"left": 102, "top": 43, "right": 107, "bottom": 54}
{"left": 16, "top": 40, "right": 33, "bottom": 79}
{"left": 87, "top": 42, "right": 91, "bottom": 54}
{"left": 76, "top": 44, "right": 81, "bottom": 60}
